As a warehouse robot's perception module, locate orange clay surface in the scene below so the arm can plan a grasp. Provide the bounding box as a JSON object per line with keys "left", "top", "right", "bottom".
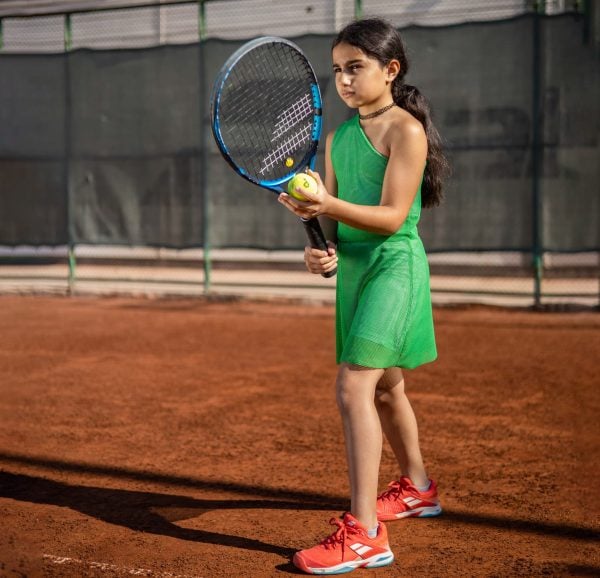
{"left": 0, "top": 295, "right": 598, "bottom": 577}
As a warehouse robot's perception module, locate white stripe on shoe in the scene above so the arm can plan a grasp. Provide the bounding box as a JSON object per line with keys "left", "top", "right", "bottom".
{"left": 309, "top": 550, "right": 394, "bottom": 574}
{"left": 349, "top": 543, "right": 373, "bottom": 556}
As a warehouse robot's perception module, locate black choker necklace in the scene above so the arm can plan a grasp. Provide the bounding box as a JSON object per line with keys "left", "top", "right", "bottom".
{"left": 359, "top": 103, "right": 396, "bottom": 120}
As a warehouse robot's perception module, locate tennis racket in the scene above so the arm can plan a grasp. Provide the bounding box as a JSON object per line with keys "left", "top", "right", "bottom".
{"left": 210, "top": 36, "right": 336, "bottom": 278}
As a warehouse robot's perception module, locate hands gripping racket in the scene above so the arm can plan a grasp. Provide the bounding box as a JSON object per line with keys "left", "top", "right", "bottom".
{"left": 211, "top": 36, "right": 336, "bottom": 278}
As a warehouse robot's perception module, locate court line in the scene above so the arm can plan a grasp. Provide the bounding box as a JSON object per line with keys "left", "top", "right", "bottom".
{"left": 43, "top": 554, "right": 201, "bottom": 578}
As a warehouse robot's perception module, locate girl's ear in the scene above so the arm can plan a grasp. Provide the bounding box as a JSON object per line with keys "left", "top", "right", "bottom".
{"left": 386, "top": 59, "right": 401, "bottom": 83}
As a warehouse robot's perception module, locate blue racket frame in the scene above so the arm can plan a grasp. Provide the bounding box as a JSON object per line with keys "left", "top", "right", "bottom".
{"left": 210, "top": 37, "right": 335, "bottom": 277}
{"left": 211, "top": 37, "right": 323, "bottom": 193}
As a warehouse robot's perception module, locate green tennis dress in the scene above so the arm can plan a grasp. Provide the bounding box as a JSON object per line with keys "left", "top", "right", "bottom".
{"left": 332, "top": 115, "right": 437, "bottom": 369}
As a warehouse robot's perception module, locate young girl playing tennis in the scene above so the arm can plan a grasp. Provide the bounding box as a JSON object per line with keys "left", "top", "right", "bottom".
{"left": 278, "top": 18, "right": 449, "bottom": 575}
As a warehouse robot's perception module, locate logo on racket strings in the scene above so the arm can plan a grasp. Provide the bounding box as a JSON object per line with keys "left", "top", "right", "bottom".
{"left": 259, "top": 93, "right": 313, "bottom": 176}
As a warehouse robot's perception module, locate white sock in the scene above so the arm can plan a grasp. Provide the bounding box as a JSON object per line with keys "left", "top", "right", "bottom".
{"left": 367, "top": 525, "right": 379, "bottom": 539}
{"left": 416, "top": 480, "right": 431, "bottom": 492}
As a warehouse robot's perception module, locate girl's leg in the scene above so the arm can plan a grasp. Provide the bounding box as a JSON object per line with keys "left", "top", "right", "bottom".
{"left": 374, "top": 367, "right": 428, "bottom": 487}
{"left": 336, "top": 363, "right": 385, "bottom": 530}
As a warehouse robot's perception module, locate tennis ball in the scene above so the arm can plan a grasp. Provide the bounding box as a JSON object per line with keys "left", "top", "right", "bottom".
{"left": 287, "top": 173, "right": 318, "bottom": 201}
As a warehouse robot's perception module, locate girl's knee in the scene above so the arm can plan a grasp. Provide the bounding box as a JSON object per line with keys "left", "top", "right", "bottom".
{"left": 335, "top": 363, "right": 382, "bottom": 412}
{"left": 336, "top": 384, "right": 352, "bottom": 413}
{"left": 335, "top": 369, "right": 356, "bottom": 412}
{"left": 375, "top": 369, "right": 406, "bottom": 404}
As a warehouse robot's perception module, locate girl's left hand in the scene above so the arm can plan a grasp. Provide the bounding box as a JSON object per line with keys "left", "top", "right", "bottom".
{"left": 277, "top": 169, "right": 330, "bottom": 220}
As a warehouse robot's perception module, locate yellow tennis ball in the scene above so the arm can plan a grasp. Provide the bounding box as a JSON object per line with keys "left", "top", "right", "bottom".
{"left": 287, "top": 173, "right": 318, "bottom": 201}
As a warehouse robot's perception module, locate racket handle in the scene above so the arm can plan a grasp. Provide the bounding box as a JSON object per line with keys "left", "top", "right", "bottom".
{"left": 301, "top": 218, "right": 337, "bottom": 279}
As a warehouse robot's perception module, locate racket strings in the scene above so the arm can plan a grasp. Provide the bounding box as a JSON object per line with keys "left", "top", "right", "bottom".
{"left": 271, "top": 93, "right": 313, "bottom": 141}
{"left": 216, "top": 41, "right": 318, "bottom": 181}
{"left": 259, "top": 123, "right": 312, "bottom": 176}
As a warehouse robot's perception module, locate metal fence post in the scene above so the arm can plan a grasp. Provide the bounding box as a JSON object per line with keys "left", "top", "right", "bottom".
{"left": 199, "top": 1, "right": 211, "bottom": 294}
{"left": 64, "top": 13, "right": 77, "bottom": 295}
{"left": 354, "top": 0, "right": 363, "bottom": 20}
{"left": 198, "top": 0, "right": 207, "bottom": 40}
{"left": 531, "top": 8, "right": 544, "bottom": 309}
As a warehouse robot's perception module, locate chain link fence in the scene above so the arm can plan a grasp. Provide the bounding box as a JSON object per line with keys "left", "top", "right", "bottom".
{"left": 0, "top": 0, "right": 598, "bottom": 308}
{"left": 0, "top": 1, "right": 586, "bottom": 50}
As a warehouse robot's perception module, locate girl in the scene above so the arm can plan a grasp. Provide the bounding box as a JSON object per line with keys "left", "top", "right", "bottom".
{"left": 278, "top": 18, "right": 449, "bottom": 575}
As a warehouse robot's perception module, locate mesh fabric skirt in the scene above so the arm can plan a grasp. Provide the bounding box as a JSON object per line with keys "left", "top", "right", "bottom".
{"left": 336, "top": 237, "right": 437, "bottom": 369}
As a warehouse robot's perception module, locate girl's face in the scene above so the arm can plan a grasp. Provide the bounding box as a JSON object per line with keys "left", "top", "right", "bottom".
{"left": 332, "top": 42, "right": 399, "bottom": 111}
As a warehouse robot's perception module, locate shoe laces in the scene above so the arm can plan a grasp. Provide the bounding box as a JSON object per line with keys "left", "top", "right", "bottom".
{"left": 379, "top": 478, "right": 413, "bottom": 502}
{"left": 320, "top": 517, "right": 361, "bottom": 557}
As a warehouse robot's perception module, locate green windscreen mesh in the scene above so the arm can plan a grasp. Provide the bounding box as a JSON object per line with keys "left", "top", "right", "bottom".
{"left": 0, "top": 54, "right": 68, "bottom": 245}
{"left": 0, "top": 15, "right": 597, "bottom": 252}
{"left": 69, "top": 44, "right": 204, "bottom": 247}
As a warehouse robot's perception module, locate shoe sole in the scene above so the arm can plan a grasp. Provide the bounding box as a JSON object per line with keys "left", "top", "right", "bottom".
{"left": 378, "top": 504, "right": 442, "bottom": 521}
{"left": 294, "top": 550, "right": 394, "bottom": 574}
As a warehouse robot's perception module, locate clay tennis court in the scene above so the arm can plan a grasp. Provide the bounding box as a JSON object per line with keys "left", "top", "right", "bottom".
{"left": 0, "top": 295, "right": 598, "bottom": 577}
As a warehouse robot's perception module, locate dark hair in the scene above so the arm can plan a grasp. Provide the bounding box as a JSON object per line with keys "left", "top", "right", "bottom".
{"left": 333, "top": 18, "right": 449, "bottom": 208}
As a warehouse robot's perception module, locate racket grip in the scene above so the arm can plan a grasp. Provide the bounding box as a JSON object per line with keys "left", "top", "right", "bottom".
{"left": 301, "top": 218, "right": 337, "bottom": 279}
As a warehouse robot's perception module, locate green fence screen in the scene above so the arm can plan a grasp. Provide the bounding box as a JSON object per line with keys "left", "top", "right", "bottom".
{"left": 0, "top": 14, "right": 598, "bottom": 254}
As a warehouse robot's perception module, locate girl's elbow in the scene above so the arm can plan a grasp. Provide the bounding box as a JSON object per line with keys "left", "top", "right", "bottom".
{"left": 377, "top": 225, "right": 397, "bottom": 235}
{"left": 384, "top": 215, "right": 407, "bottom": 235}
{"left": 378, "top": 207, "right": 408, "bottom": 235}
{"left": 375, "top": 223, "right": 403, "bottom": 236}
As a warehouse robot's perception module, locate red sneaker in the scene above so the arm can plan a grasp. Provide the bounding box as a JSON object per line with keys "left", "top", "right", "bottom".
{"left": 377, "top": 477, "right": 442, "bottom": 521}
{"left": 293, "top": 512, "right": 394, "bottom": 575}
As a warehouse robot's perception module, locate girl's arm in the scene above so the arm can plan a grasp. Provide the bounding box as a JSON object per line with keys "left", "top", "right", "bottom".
{"left": 281, "top": 117, "right": 427, "bottom": 236}
{"left": 317, "top": 131, "right": 339, "bottom": 242}
{"left": 279, "top": 129, "right": 338, "bottom": 215}
{"left": 280, "top": 130, "right": 338, "bottom": 275}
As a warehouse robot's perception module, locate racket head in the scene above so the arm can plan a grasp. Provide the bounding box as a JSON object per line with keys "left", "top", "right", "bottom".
{"left": 211, "top": 37, "right": 322, "bottom": 192}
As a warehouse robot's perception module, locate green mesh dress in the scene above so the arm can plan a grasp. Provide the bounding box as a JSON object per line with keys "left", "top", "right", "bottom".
{"left": 332, "top": 115, "right": 437, "bottom": 369}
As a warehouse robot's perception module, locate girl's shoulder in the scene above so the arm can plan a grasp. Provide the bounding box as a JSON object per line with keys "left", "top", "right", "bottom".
{"left": 357, "top": 108, "right": 425, "bottom": 158}
{"left": 387, "top": 107, "right": 426, "bottom": 140}
{"left": 382, "top": 108, "right": 427, "bottom": 153}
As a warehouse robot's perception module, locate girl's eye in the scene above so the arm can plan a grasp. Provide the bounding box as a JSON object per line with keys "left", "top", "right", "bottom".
{"left": 332, "top": 65, "right": 361, "bottom": 74}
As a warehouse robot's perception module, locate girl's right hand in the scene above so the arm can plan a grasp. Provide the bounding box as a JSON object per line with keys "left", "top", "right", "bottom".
{"left": 277, "top": 169, "right": 331, "bottom": 221}
{"left": 305, "top": 241, "right": 337, "bottom": 275}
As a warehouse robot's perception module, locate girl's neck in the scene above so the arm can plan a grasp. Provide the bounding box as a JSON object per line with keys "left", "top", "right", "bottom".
{"left": 358, "top": 102, "right": 396, "bottom": 121}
